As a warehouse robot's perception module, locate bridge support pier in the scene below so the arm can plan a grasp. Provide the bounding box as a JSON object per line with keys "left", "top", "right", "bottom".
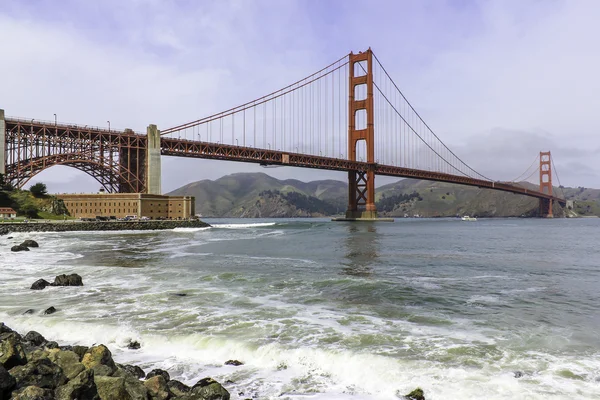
{"left": 0, "top": 109, "right": 5, "bottom": 176}
{"left": 146, "top": 124, "right": 162, "bottom": 194}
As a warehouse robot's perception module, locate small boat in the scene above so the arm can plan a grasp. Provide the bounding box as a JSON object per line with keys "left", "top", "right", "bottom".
{"left": 461, "top": 216, "right": 477, "bottom": 221}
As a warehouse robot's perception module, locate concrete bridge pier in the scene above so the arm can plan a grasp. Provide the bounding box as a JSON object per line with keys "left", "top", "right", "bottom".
{"left": 146, "top": 124, "right": 161, "bottom": 194}
{"left": 0, "top": 109, "right": 5, "bottom": 176}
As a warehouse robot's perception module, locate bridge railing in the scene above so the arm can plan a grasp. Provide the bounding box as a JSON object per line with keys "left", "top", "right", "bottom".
{"left": 5, "top": 116, "right": 145, "bottom": 136}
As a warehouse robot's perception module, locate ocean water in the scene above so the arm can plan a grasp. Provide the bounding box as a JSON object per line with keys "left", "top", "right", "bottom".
{"left": 1, "top": 218, "right": 599, "bottom": 399}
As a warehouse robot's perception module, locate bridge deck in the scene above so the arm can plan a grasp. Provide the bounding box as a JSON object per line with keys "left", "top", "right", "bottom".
{"left": 161, "top": 138, "right": 565, "bottom": 204}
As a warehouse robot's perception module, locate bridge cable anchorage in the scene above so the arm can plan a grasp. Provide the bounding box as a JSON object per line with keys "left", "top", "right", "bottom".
{"left": 550, "top": 153, "right": 566, "bottom": 199}
{"left": 160, "top": 54, "right": 350, "bottom": 136}
{"left": 509, "top": 154, "right": 540, "bottom": 183}
{"left": 364, "top": 53, "right": 493, "bottom": 181}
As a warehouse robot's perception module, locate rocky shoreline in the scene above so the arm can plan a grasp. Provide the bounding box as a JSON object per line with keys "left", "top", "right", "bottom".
{"left": 0, "top": 322, "right": 234, "bottom": 400}
{"left": 0, "top": 220, "right": 210, "bottom": 236}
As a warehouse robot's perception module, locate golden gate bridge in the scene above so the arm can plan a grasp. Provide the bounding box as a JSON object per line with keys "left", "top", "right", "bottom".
{"left": 1, "top": 48, "right": 566, "bottom": 218}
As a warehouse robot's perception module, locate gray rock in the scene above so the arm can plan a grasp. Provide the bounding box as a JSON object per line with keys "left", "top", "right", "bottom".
{"left": 43, "top": 307, "right": 57, "bottom": 315}
{"left": 126, "top": 341, "right": 140, "bottom": 350}
{"left": 9, "top": 358, "right": 67, "bottom": 390}
{"left": 10, "top": 385, "right": 54, "bottom": 400}
{"left": 24, "top": 332, "right": 46, "bottom": 347}
{"left": 11, "top": 245, "right": 29, "bottom": 252}
{"left": 81, "top": 345, "right": 117, "bottom": 377}
{"left": 403, "top": 387, "right": 425, "bottom": 400}
{"left": 51, "top": 274, "right": 83, "bottom": 287}
{"left": 119, "top": 364, "right": 145, "bottom": 380}
{"left": 0, "top": 323, "right": 14, "bottom": 335}
{"left": 94, "top": 375, "right": 148, "bottom": 400}
{"left": 0, "top": 332, "right": 27, "bottom": 369}
{"left": 44, "top": 342, "right": 58, "bottom": 350}
{"left": 191, "top": 377, "right": 230, "bottom": 400}
{"left": 143, "top": 375, "right": 170, "bottom": 400}
{"left": 20, "top": 240, "right": 39, "bottom": 248}
{"left": 30, "top": 280, "right": 51, "bottom": 290}
{"left": 55, "top": 368, "right": 99, "bottom": 400}
{"left": 48, "top": 350, "right": 85, "bottom": 380}
{"left": 514, "top": 371, "right": 524, "bottom": 378}
{"left": 71, "top": 346, "right": 88, "bottom": 362}
{"left": 167, "top": 380, "right": 191, "bottom": 397}
{"left": 145, "top": 369, "right": 169, "bottom": 382}
{"left": 224, "top": 360, "right": 243, "bottom": 366}
{"left": 0, "top": 364, "right": 16, "bottom": 400}
{"left": 23, "top": 309, "right": 35, "bottom": 315}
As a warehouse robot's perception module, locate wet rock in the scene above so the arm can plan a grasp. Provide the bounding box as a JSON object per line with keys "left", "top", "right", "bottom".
{"left": 0, "top": 365, "right": 16, "bottom": 400}
{"left": 94, "top": 375, "right": 148, "bottom": 400}
{"left": 172, "top": 293, "right": 187, "bottom": 297}
{"left": 143, "top": 375, "right": 170, "bottom": 400}
{"left": 514, "top": 371, "right": 524, "bottom": 378}
{"left": 20, "top": 240, "right": 39, "bottom": 248}
{"left": 55, "top": 368, "right": 99, "bottom": 400}
{"left": 0, "top": 323, "right": 14, "bottom": 335}
{"left": 81, "top": 345, "right": 117, "bottom": 377}
{"left": 224, "top": 360, "right": 243, "bottom": 366}
{"left": 127, "top": 340, "right": 141, "bottom": 350}
{"left": 10, "top": 385, "right": 54, "bottom": 400}
{"left": 9, "top": 358, "right": 67, "bottom": 390}
{"left": 71, "top": 346, "right": 89, "bottom": 362}
{"left": 30, "top": 280, "right": 51, "bottom": 290}
{"left": 6, "top": 237, "right": 13, "bottom": 239}
{"left": 24, "top": 331, "right": 46, "bottom": 347}
{"left": 403, "top": 387, "right": 425, "bottom": 400}
{"left": 48, "top": 349, "right": 85, "bottom": 380}
{"left": 44, "top": 341, "right": 58, "bottom": 350}
{"left": 167, "top": 380, "right": 191, "bottom": 397}
{"left": 43, "top": 307, "right": 57, "bottom": 315}
{"left": 51, "top": 274, "right": 83, "bottom": 287}
{"left": 23, "top": 309, "right": 35, "bottom": 315}
{"left": 192, "top": 377, "right": 230, "bottom": 400}
{"left": 119, "top": 364, "right": 145, "bottom": 380}
{"left": 0, "top": 332, "right": 27, "bottom": 369}
{"left": 11, "top": 245, "right": 29, "bottom": 252}
{"left": 146, "top": 369, "right": 170, "bottom": 382}
{"left": 27, "top": 349, "right": 50, "bottom": 363}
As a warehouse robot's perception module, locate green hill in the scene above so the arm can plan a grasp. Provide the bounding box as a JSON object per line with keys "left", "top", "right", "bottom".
{"left": 0, "top": 177, "right": 69, "bottom": 220}
{"left": 168, "top": 173, "right": 597, "bottom": 218}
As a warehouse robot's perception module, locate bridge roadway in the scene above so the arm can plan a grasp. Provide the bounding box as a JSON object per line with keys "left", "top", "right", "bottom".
{"left": 161, "top": 137, "right": 566, "bottom": 205}
{"left": 3, "top": 117, "right": 564, "bottom": 205}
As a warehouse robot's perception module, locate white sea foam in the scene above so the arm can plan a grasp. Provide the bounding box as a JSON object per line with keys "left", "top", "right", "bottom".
{"left": 172, "top": 227, "right": 212, "bottom": 232}
{"left": 212, "top": 222, "right": 277, "bottom": 229}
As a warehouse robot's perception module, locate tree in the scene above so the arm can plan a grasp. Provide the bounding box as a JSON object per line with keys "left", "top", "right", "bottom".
{"left": 19, "top": 204, "right": 39, "bottom": 218}
{"left": 30, "top": 182, "right": 48, "bottom": 197}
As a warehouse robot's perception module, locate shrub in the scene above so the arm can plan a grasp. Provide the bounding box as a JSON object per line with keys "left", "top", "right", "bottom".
{"left": 30, "top": 182, "right": 48, "bottom": 197}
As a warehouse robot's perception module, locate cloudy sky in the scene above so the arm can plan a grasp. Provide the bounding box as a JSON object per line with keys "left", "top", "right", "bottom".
{"left": 1, "top": 0, "right": 598, "bottom": 193}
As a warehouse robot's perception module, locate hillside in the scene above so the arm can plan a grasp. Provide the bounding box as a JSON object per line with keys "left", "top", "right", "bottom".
{"left": 0, "top": 182, "right": 69, "bottom": 220}
{"left": 168, "top": 173, "right": 598, "bottom": 218}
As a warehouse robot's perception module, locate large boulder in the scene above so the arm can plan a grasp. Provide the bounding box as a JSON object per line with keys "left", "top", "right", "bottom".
{"left": 94, "top": 375, "right": 148, "bottom": 400}
{"left": 191, "top": 378, "right": 230, "bottom": 400}
{"left": 0, "top": 333, "right": 27, "bottom": 369}
{"left": 51, "top": 274, "right": 83, "bottom": 287}
{"left": 55, "top": 369, "right": 99, "bottom": 400}
{"left": 143, "top": 376, "right": 170, "bottom": 400}
{"left": 48, "top": 349, "right": 85, "bottom": 380}
{"left": 23, "top": 332, "right": 46, "bottom": 347}
{"left": 10, "top": 385, "right": 54, "bottom": 400}
{"left": 11, "top": 245, "right": 29, "bottom": 252}
{"left": 43, "top": 307, "right": 57, "bottom": 315}
{"left": 20, "top": 240, "right": 39, "bottom": 248}
{"left": 30, "top": 280, "right": 51, "bottom": 290}
{"left": 8, "top": 358, "right": 67, "bottom": 390}
{"left": 81, "top": 345, "right": 117, "bottom": 377}
{"left": 145, "top": 369, "right": 169, "bottom": 382}
{"left": 71, "top": 346, "right": 89, "bottom": 362}
{"left": 0, "top": 365, "right": 16, "bottom": 400}
{"left": 0, "top": 324, "right": 14, "bottom": 335}
{"left": 167, "top": 380, "right": 191, "bottom": 397}
{"left": 117, "top": 364, "right": 145, "bottom": 380}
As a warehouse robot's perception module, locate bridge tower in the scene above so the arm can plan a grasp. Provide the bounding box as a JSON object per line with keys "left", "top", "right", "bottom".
{"left": 539, "top": 151, "right": 553, "bottom": 218}
{"left": 346, "top": 49, "right": 377, "bottom": 219}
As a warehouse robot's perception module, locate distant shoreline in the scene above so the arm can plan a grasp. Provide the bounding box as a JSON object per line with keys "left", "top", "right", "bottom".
{"left": 0, "top": 220, "right": 210, "bottom": 236}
